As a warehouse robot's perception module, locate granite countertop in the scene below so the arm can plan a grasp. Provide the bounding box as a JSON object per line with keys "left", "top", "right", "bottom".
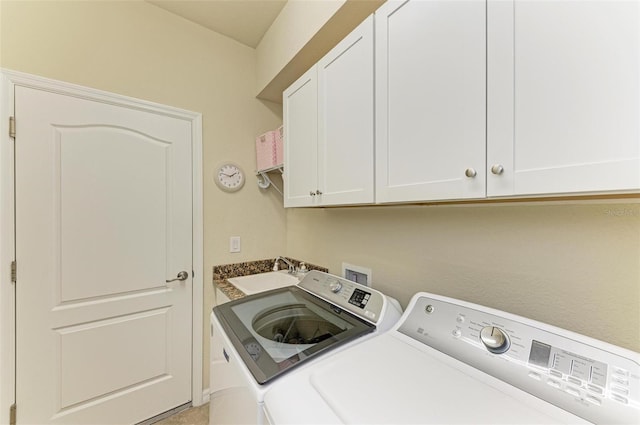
{"left": 213, "top": 258, "right": 328, "bottom": 301}
{"left": 213, "top": 278, "right": 246, "bottom": 301}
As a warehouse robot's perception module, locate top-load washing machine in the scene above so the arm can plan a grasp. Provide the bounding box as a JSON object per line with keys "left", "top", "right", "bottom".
{"left": 264, "top": 292, "right": 640, "bottom": 424}
{"left": 209, "top": 270, "right": 402, "bottom": 425}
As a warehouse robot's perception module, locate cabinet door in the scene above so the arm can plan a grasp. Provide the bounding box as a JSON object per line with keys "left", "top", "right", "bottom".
{"left": 317, "top": 15, "right": 374, "bottom": 206}
{"left": 375, "top": 0, "right": 486, "bottom": 203}
{"left": 283, "top": 67, "right": 319, "bottom": 207}
{"left": 488, "top": 0, "right": 640, "bottom": 197}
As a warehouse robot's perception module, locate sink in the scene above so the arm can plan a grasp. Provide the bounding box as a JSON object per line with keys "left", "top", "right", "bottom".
{"left": 227, "top": 271, "right": 299, "bottom": 295}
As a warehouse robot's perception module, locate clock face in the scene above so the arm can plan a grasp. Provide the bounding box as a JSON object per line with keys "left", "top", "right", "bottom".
{"left": 215, "top": 163, "right": 245, "bottom": 192}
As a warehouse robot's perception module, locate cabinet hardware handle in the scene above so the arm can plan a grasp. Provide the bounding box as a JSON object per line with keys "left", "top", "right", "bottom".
{"left": 310, "top": 191, "right": 316, "bottom": 196}
{"left": 465, "top": 168, "right": 477, "bottom": 178}
{"left": 491, "top": 164, "right": 504, "bottom": 175}
{"left": 315, "top": 190, "right": 323, "bottom": 195}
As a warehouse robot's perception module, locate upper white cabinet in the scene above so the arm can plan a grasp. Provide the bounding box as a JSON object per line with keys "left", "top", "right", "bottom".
{"left": 375, "top": 0, "right": 487, "bottom": 203}
{"left": 283, "top": 66, "right": 318, "bottom": 207}
{"left": 376, "top": 0, "right": 638, "bottom": 203}
{"left": 284, "top": 15, "right": 374, "bottom": 208}
{"left": 285, "top": 0, "right": 638, "bottom": 207}
{"left": 487, "top": 0, "right": 640, "bottom": 197}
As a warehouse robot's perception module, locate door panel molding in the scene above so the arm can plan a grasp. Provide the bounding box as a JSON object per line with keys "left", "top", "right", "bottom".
{"left": 0, "top": 68, "right": 204, "bottom": 424}
{"left": 57, "top": 308, "right": 171, "bottom": 409}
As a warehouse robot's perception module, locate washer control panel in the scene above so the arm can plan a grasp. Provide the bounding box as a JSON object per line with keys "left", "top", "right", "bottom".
{"left": 298, "top": 270, "right": 384, "bottom": 324}
{"left": 397, "top": 293, "right": 640, "bottom": 425}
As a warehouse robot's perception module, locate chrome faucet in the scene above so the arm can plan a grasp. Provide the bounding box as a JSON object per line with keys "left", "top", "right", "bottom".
{"left": 273, "top": 256, "right": 297, "bottom": 274}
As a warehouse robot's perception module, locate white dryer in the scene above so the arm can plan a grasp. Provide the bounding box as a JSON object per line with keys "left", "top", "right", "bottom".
{"left": 209, "top": 270, "right": 402, "bottom": 425}
{"left": 264, "top": 292, "right": 640, "bottom": 424}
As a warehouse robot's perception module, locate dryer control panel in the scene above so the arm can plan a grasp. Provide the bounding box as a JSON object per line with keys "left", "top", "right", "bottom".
{"left": 397, "top": 293, "right": 640, "bottom": 425}
{"left": 298, "top": 270, "right": 385, "bottom": 325}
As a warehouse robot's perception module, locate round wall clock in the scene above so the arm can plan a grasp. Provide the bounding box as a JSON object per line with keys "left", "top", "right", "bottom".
{"left": 215, "top": 162, "right": 245, "bottom": 192}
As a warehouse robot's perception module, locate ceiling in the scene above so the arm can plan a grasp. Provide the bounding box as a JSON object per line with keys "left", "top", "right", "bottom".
{"left": 147, "top": 0, "right": 288, "bottom": 48}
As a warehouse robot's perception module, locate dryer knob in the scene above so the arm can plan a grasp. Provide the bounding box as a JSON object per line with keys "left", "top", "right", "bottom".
{"left": 480, "top": 326, "right": 510, "bottom": 354}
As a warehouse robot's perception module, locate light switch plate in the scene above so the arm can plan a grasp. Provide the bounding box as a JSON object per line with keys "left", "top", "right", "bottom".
{"left": 229, "top": 236, "right": 241, "bottom": 253}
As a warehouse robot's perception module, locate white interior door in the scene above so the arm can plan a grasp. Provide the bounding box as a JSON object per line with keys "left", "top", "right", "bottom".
{"left": 15, "top": 85, "right": 192, "bottom": 424}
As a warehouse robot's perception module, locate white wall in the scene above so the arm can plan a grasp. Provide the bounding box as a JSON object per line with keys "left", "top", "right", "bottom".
{"left": 286, "top": 201, "right": 640, "bottom": 352}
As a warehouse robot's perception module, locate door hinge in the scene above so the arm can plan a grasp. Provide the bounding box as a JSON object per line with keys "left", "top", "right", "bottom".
{"left": 10, "top": 261, "right": 16, "bottom": 283}
{"left": 9, "top": 403, "right": 16, "bottom": 425}
{"left": 9, "top": 116, "right": 16, "bottom": 139}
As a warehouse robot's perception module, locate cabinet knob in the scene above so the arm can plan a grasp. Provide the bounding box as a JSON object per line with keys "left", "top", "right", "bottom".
{"left": 315, "top": 190, "right": 323, "bottom": 195}
{"left": 491, "top": 164, "right": 504, "bottom": 175}
{"left": 309, "top": 191, "right": 316, "bottom": 197}
{"left": 464, "top": 168, "right": 477, "bottom": 178}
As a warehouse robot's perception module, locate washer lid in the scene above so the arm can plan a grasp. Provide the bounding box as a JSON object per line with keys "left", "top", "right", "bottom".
{"left": 264, "top": 333, "right": 588, "bottom": 425}
{"left": 213, "top": 286, "right": 375, "bottom": 384}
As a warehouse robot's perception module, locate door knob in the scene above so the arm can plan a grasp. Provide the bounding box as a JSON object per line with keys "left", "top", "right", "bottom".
{"left": 166, "top": 271, "right": 189, "bottom": 283}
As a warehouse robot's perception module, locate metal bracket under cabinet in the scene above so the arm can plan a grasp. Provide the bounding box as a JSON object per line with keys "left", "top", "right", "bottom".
{"left": 256, "top": 165, "right": 284, "bottom": 196}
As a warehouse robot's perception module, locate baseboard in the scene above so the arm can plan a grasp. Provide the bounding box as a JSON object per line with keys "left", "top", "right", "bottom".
{"left": 199, "top": 388, "right": 211, "bottom": 405}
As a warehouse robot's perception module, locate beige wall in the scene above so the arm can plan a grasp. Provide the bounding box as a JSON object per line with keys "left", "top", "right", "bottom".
{"left": 255, "top": 0, "right": 345, "bottom": 96}
{"left": 1, "top": 0, "right": 286, "bottom": 393}
{"left": 287, "top": 201, "right": 640, "bottom": 352}
{"left": 255, "top": 0, "right": 383, "bottom": 102}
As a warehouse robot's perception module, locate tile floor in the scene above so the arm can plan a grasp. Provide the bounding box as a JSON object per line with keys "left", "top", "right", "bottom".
{"left": 154, "top": 403, "right": 208, "bottom": 425}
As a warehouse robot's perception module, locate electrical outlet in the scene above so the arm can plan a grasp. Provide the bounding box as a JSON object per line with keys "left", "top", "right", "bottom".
{"left": 229, "top": 236, "right": 241, "bottom": 253}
